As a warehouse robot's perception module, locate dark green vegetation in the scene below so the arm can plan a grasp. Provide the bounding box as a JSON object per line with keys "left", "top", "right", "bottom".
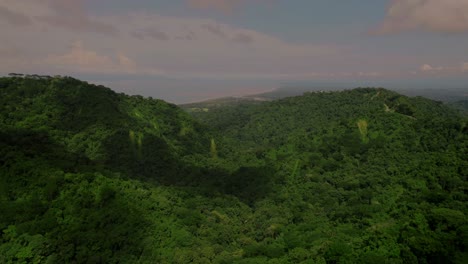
{"left": 449, "top": 100, "right": 468, "bottom": 115}
{"left": 1, "top": 76, "right": 467, "bottom": 263}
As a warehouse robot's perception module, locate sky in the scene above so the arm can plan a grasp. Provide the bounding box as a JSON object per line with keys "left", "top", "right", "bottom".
{"left": 1, "top": 0, "right": 467, "bottom": 103}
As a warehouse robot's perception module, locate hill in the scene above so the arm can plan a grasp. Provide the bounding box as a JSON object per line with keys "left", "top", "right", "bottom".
{"left": 1, "top": 78, "right": 467, "bottom": 263}
{"left": 182, "top": 85, "right": 467, "bottom": 115}
{"left": 0, "top": 76, "right": 227, "bottom": 263}
{"left": 190, "top": 87, "right": 468, "bottom": 263}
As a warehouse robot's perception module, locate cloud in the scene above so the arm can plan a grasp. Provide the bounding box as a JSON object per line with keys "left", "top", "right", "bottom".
{"left": 358, "top": 72, "right": 382, "bottom": 77}
{"left": 118, "top": 53, "right": 137, "bottom": 69}
{"left": 41, "top": 0, "right": 118, "bottom": 34}
{"left": 131, "top": 28, "right": 170, "bottom": 41}
{"left": 462, "top": 62, "right": 468, "bottom": 72}
{"left": 0, "top": 0, "right": 117, "bottom": 34}
{"left": 0, "top": 6, "right": 32, "bottom": 26}
{"left": 0, "top": 7, "right": 340, "bottom": 79}
{"left": 374, "top": 0, "right": 468, "bottom": 34}
{"left": 175, "top": 31, "right": 196, "bottom": 40}
{"left": 420, "top": 64, "right": 433, "bottom": 71}
{"left": 43, "top": 41, "right": 159, "bottom": 75}
{"left": 420, "top": 63, "right": 447, "bottom": 72}
{"left": 187, "top": 0, "right": 243, "bottom": 13}
{"left": 201, "top": 23, "right": 227, "bottom": 38}
{"left": 46, "top": 41, "right": 113, "bottom": 68}
{"left": 232, "top": 32, "right": 254, "bottom": 44}
{"left": 186, "top": 0, "right": 272, "bottom": 14}
{"left": 418, "top": 63, "right": 468, "bottom": 74}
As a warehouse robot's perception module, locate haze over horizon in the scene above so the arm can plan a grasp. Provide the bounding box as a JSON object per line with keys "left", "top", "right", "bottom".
{"left": 1, "top": 0, "right": 468, "bottom": 103}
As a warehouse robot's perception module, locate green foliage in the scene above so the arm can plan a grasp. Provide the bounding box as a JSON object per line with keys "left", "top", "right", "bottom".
{"left": 448, "top": 99, "right": 468, "bottom": 115}
{"left": 1, "top": 78, "right": 467, "bottom": 263}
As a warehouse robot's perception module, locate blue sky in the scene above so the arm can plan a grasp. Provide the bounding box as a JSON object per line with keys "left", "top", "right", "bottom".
{"left": 0, "top": 0, "right": 467, "bottom": 103}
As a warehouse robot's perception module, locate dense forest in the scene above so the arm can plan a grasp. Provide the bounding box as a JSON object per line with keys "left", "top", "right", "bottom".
{"left": 0, "top": 76, "right": 467, "bottom": 263}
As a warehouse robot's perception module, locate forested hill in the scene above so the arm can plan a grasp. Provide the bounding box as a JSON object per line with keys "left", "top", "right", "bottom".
{"left": 1, "top": 77, "right": 467, "bottom": 263}
{"left": 0, "top": 76, "right": 212, "bottom": 181}
{"left": 193, "top": 88, "right": 467, "bottom": 151}
{"left": 190, "top": 88, "right": 468, "bottom": 263}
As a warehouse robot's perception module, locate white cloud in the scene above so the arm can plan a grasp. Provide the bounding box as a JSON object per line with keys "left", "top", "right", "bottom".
{"left": 43, "top": 41, "right": 164, "bottom": 75}
{"left": 421, "top": 64, "right": 433, "bottom": 71}
{"left": 375, "top": 0, "right": 468, "bottom": 34}
{"left": 420, "top": 63, "right": 446, "bottom": 72}
{"left": 118, "top": 53, "right": 137, "bottom": 69}
{"left": 417, "top": 62, "right": 468, "bottom": 75}
{"left": 462, "top": 62, "right": 468, "bottom": 72}
{"left": 45, "top": 41, "right": 113, "bottom": 67}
